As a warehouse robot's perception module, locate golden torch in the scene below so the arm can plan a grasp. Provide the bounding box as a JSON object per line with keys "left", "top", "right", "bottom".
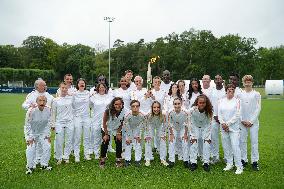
{"left": 147, "top": 56, "right": 160, "bottom": 90}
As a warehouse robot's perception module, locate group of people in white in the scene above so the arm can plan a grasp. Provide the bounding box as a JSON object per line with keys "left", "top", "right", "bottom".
{"left": 22, "top": 70, "right": 261, "bottom": 175}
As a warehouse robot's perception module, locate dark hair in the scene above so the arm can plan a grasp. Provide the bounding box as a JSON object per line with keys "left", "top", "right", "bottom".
{"left": 125, "top": 70, "right": 133, "bottom": 74}
{"left": 76, "top": 78, "right": 87, "bottom": 90}
{"left": 168, "top": 83, "right": 181, "bottom": 98}
{"left": 59, "top": 81, "right": 67, "bottom": 87}
{"left": 96, "top": 74, "right": 109, "bottom": 89}
{"left": 96, "top": 83, "right": 108, "bottom": 94}
{"left": 187, "top": 78, "right": 202, "bottom": 100}
{"left": 225, "top": 84, "right": 236, "bottom": 91}
{"left": 118, "top": 76, "right": 128, "bottom": 88}
{"left": 192, "top": 94, "right": 213, "bottom": 119}
{"left": 106, "top": 97, "right": 124, "bottom": 119}
{"left": 64, "top": 73, "right": 72, "bottom": 79}
{"left": 130, "top": 100, "right": 140, "bottom": 107}
{"left": 150, "top": 101, "right": 163, "bottom": 122}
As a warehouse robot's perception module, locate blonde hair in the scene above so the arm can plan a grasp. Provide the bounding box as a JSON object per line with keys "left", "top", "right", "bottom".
{"left": 242, "top": 75, "right": 254, "bottom": 85}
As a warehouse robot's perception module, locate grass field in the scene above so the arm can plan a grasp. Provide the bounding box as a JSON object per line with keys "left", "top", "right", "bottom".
{"left": 0, "top": 93, "right": 283, "bottom": 189}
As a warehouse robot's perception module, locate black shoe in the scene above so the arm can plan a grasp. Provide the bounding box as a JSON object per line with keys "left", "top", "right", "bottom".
{"left": 203, "top": 163, "right": 210, "bottom": 172}
{"left": 135, "top": 161, "right": 141, "bottom": 167}
{"left": 124, "top": 160, "right": 131, "bottom": 167}
{"left": 252, "top": 162, "right": 259, "bottom": 171}
{"left": 190, "top": 163, "right": 197, "bottom": 171}
{"left": 184, "top": 161, "right": 189, "bottom": 168}
{"left": 241, "top": 160, "right": 248, "bottom": 167}
{"left": 167, "top": 161, "right": 175, "bottom": 168}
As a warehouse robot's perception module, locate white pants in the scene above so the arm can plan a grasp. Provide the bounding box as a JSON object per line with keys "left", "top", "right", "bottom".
{"left": 175, "top": 132, "right": 182, "bottom": 157}
{"left": 151, "top": 126, "right": 160, "bottom": 150}
{"left": 54, "top": 121, "right": 74, "bottom": 160}
{"left": 211, "top": 120, "right": 221, "bottom": 159}
{"left": 190, "top": 126, "right": 211, "bottom": 164}
{"left": 168, "top": 128, "right": 189, "bottom": 162}
{"left": 221, "top": 130, "right": 242, "bottom": 168}
{"left": 240, "top": 123, "right": 259, "bottom": 162}
{"left": 125, "top": 138, "right": 142, "bottom": 161}
{"left": 145, "top": 137, "right": 167, "bottom": 161}
{"left": 89, "top": 120, "right": 102, "bottom": 156}
{"left": 74, "top": 116, "right": 91, "bottom": 158}
{"left": 26, "top": 135, "right": 51, "bottom": 168}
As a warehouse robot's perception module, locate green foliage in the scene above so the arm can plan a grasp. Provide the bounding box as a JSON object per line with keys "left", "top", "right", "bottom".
{"left": 0, "top": 94, "right": 283, "bottom": 188}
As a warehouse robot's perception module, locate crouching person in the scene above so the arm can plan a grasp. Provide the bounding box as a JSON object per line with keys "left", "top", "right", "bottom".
{"left": 25, "top": 95, "right": 52, "bottom": 174}
{"left": 189, "top": 95, "right": 213, "bottom": 172}
{"left": 124, "top": 100, "right": 145, "bottom": 167}
{"left": 99, "top": 97, "right": 125, "bottom": 168}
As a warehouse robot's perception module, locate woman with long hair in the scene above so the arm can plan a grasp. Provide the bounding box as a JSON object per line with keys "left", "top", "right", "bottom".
{"left": 99, "top": 97, "right": 125, "bottom": 168}
{"left": 189, "top": 94, "right": 213, "bottom": 172}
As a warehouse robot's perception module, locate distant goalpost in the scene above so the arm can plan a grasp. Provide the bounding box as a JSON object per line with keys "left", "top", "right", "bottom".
{"left": 7, "top": 81, "right": 24, "bottom": 88}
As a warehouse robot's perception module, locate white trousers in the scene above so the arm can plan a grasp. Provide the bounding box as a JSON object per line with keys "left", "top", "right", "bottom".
{"left": 221, "top": 130, "right": 242, "bottom": 168}
{"left": 89, "top": 120, "right": 102, "bottom": 156}
{"left": 168, "top": 128, "right": 189, "bottom": 162}
{"left": 145, "top": 137, "right": 167, "bottom": 161}
{"left": 26, "top": 135, "right": 51, "bottom": 168}
{"left": 240, "top": 123, "right": 259, "bottom": 162}
{"left": 125, "top": 138, "right": 142, "bottom": 161}
{"left": 211, "top": 120, "right": 221, "bottom": 159}
{"left": 54, "top": 121, "right": 74, "bottom": 160}
{"left": 190, "top": 126, "right": 211, "bottom": 164}
{"left": 74, "top": 116, "right": 91, "bottom": 157}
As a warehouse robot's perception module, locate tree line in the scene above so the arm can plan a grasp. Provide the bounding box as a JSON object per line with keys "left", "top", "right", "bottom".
{"left": 0, "top": 28, "right": 283, "bottom": 87}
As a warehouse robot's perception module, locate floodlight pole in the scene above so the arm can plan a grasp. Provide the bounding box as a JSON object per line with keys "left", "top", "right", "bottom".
{"left": 104, "top": 17, "right": 115, "bottom": 88}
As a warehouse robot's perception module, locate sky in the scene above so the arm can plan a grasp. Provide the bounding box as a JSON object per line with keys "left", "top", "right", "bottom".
{"left": 0, "top": 0, "right": 283, "bottom": 49}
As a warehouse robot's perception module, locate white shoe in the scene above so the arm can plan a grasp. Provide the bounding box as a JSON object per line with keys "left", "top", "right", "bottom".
{"left": 108, "top": 148, "right": 116, "bottom": 153}
{"left": 235, "top": 167, "right": 243, "bottom": 174}
{"left": 95, "top": 154, "right": 100, "bottom": 160}
{"left": 26, "top": 168, "right": 33, "bottom": 174}
{"left": 178, "top": 155, "right": 183, "bottom": 161}
{"left": 64, "top": 159, "right": 69, "bottom": 164}
{"left": 223, "top": 164, "right": 234, "bottom": 171}
{"left": 161, "top": 160, "right": 169, "bottom": 166}
{"left": 145, "top": 160, "right": 151, "bottom": 167}
{"left": 41, "top": 165, "right": 52, "bottom": 171}
{"left": 75, "top": 157, "right": 80, "bottom": 163}
{"left": 56, "top": 160, "right": 62, "bottom": 165}
{"left": 85, "top": 155, "right": 91, "bottom": 161}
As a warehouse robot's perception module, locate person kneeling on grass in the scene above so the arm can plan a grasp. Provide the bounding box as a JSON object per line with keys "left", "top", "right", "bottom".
{"left": 167, "top": 98, "right": 190, "bottom": 168}
{"left": 25, "top": 95, "right": 52, "bottom": 174}
{"left": 189, "top": 94, "right": 213, "bottom": 172}
{"left": 124, "top": 100, "right": 146, "bottom": 167}
{"left": 99, "top": 97, "right": 125, "bottom": 168}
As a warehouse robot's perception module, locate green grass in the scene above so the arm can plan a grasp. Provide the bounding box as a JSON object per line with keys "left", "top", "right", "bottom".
{"left": 0, "top": 94, "right": 283, "bottom": 189}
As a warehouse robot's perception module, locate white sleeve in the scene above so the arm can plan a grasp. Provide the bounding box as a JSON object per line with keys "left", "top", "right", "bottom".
{"left": 44, "top": 108, "right": 52, "bottom": 137}
{"left": 227, "top": 99, "right": 240, "bottom": 127}
{"left": 249, "top": 92, "right": 261, "bottom": 124}
{"left": 50, "top": 99, "right": 57, "bottom": 128}
{"left": 22, "top": 94, "right": 33, "bottom": 110}
{"left": 217, "top": 100, "right": 225, "bottom": 125}
{"left": 24, "top": 108, "right": 33, "bottom": 140}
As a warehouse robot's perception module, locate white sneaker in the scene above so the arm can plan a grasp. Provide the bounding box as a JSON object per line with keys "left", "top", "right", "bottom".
{"left": 235, "top": 167, "right": 243, "bottom": 174}
{"left": 161, "top": 160, "right": 169, "bottom": 166}
{"left": 26, "top": 168, "right": 33, "bottom": 174}
{"left": 41, "top": 165, "right": 52, "bottom": 171}
{"left": 75, "top": 156, "right": 80, "bottom": 163}
{"left": 178, "top": 155, "right": 183, "bottom": 161}
{"left": 95, "top": 154, "right": 100, "bottom": 160}
{"left": 64, "top": 159, "right": 69, "bottom": 164}
{"left": 145, "top": 160, "right": 151, "bottom": 167}
{"left": 85, "top": 155, "right": 91, "bottom": 161}
{"left": 223, "top": 164, "right": 234, "bottom": 171}
{"left": 108, "top": 148, "right": 116, "bottom": 153}
{"left": 56, "top": 160, "right": 62, "bottom": 165}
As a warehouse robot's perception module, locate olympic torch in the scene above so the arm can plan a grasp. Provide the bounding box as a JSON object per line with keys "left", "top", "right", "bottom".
{"left": 146, "top": 56, "right": 160, "bottom": 90}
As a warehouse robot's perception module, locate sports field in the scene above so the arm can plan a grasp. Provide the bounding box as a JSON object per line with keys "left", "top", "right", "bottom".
{"left": 0, "top": 93, "right": 283, "bottom": 189}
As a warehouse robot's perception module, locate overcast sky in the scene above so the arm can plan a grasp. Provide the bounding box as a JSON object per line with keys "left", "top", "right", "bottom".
{"left": 0, "top": 0, "right": 283, "bottom": 49}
